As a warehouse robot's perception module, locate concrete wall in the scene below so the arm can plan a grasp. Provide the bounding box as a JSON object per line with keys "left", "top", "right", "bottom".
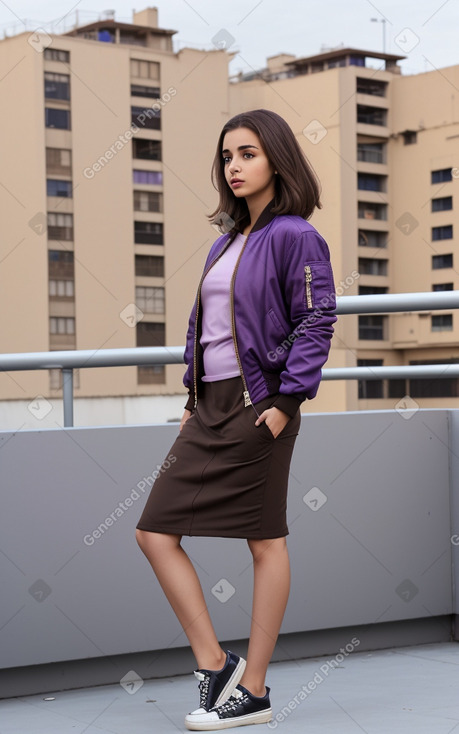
{"left": 450, "top": 411, "right": 459, "bottom": 620}
{"left": 0, "top": 409, "right": 457, "bottom": 694}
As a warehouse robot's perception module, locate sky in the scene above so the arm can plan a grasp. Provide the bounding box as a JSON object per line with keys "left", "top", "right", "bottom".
{"left": 0, "top": 0, "right": 458, "bottom": 77}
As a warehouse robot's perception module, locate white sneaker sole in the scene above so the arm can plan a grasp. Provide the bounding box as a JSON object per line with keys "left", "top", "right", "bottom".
{"left": 185, "top": 707, "right": 272, "bottom": 730}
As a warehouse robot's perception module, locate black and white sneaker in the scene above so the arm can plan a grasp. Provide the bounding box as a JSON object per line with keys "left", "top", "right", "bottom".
{"left": 188, "top": 650, "right": 246, "bottom": 716}
{"left": 185, "top": 683, "right": 272, "bottom": 730}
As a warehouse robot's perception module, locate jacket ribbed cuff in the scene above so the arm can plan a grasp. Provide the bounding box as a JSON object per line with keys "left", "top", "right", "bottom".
{"left": 270, "top": 393, "right": 305, "bottom": 418}
{"left": 184, "top": 391, "right": 195, "bottom": 412}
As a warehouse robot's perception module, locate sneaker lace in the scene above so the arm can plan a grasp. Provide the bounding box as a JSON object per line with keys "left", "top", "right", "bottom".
{"left": 197, "top": 673, "right": 211, "bottom": 708}
{"left": 214, "top": 688, "right": 248, "bottom": 714}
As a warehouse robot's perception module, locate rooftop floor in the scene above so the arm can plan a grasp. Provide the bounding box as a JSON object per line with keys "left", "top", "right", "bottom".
{"left": 1, "top": 641, "right": 459, "bottom": 733}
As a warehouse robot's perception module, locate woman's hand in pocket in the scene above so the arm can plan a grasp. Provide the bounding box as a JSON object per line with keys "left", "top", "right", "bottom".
{"left": 255, "top": 406, "right": 290, "bottom": 438}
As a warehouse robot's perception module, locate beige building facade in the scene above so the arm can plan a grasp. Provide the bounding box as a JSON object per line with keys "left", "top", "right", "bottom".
{"left": 0, "top": 8, "right": 458, "bottom": 426}
{"left": 231, "top": 48, "right": 459, "bottom": 411}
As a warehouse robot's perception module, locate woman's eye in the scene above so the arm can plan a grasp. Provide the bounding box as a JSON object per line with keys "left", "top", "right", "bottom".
{"left": 243, "top": 152, "right": 254, "bottom": 159}
{"left": 223, "top": 156, "right": 231, "bottom": 164}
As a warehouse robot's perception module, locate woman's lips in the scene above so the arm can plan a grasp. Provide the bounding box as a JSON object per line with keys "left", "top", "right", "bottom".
{"left": 231, "top": 179, "right": 244, "bottom": 188}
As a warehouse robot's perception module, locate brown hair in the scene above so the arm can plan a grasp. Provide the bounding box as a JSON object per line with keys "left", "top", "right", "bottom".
{"left": 209, "top": 109, "right": 322, "bottom": 234}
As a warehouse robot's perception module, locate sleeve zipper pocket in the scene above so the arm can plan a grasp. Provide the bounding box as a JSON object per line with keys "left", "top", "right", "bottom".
{"left": 304, "top": 265, "right": 313, "bottom": 308}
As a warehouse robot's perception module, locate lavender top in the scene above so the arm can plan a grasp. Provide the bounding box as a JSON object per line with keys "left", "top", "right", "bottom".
{"left": 200, "top": 233, "right": 245, "bottom": 382}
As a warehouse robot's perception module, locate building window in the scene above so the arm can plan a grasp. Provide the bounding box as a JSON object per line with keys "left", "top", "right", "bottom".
{"left": 131, "top": 84, "right": 160, "bottom": 98}
{"left": 44, "top": 71, "right": 70, "bottom": 100}
{"left": 132, "top": 138, "right": 161, "bottom": 160}
{"left": 130, "top": 59, "right": 160, "bottom": 80}
{"left": 136, "top": 286, "right": 165, "bottom": 314}
{"left": 137, "top": 321, "right": 165, "bottom": 383}
{"left": 431, "top": 168, "right": 452, "bottom": 184}
{"left": 46, "top": 148, "right": 72, "bottom": 175}
{"left": 48, "top": 212, "right": 73, "bottom": 240}
{"left": 432, "top": 225, "right": 453, "bottom": 241}
{"left": 49, "top": 368, "right": 80, "bottom": 390}
{"left": 359, "top": 286, "right": 388, "bottom": 295}
{"left": 432, "top": 283, "right": 454, "bottom": 291}
{"left": 134, "top": 221, "right": 163, "bottom": 244}
{"left": 357, "top": 173, "right": 386, "bottom": 192}
{"left": 432, "top": 254, "right": 453, "bottom": 269}
{"left": 357, "top": 359, "right": 384, "bottom": 399}
{"left": 134, "top": 191, "right": 163, "bottom": 212}
{"left": 358, "top": 202, "right": 387, "bottom": 220}
{"left": 311, "top": 61, "right": 324, "bottom": 73}
{"left": 44, "top": 48, "right": 70, "bottom": 62}
{"left": 133, "top": 169, "right": 163, "bottom": 185}
{"left": 388, "top": 380, "right": 407, "bottom": 399}
{"left": 431, "top": 314, "right": 453, "bottom": 331}
{"left": 137, "top": 321, "right": 164, "bottom": 345}
{"left": 356, "top": 78, "right": 387, "bottom": 96}
{"left": 402, "top": 130, "right": 417, "bottom": 145}
{"left": 137, "top": 365, "right": 165, "bottom": 384}
{"left": 48, "top": 250, "right": 74, "bottom": 278}
{"left": 432, "top": 196, "right": 453, "bottom": 212}
{"left": 410, "top": 359, "right": 459, "bottom": 398}
{"left": 358, "top": 258, "right": 388, "bottom": 276}
{"left": 131, "top": 106, "right": 160, "bottom": 130}
{"left": 49, "top": 279, "right": 74, "bottom": 298}
{"left": 45, "top": 108, "right": 71, "bottom": 130}
{"left": 47, "top": 179, "right": 73, "bottom": 198}
{"left": 120, "top": 30, "right": 146, "bottom": 45}
{"left": 357, "top": 105, "right": 387, "bottom": 126}
{"left": 358, "top": 230, "right": 388, "bottom": 248}
{"left": 357, "top": 142, "right": 385, "bottom": 163}
{"left": 358, "top": 315, "right": 386, "bottom": 340}
{"left": 135, "top": 255, "right": 164, "bottom": 277}
{"left": 50, "top": 317, "right": 75, "bottom": 334}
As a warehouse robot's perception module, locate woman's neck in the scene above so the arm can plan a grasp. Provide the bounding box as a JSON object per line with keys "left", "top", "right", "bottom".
{"left": 243, "top": 193, "right": 274, "bottom": 237}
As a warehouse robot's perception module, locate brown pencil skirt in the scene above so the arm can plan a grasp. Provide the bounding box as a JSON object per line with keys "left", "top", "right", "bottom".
{"left": 136, "top": 375, "right": 301, "bottom": 539}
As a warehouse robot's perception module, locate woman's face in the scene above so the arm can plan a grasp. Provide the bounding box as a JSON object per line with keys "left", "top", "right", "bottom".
{"left": 222, "top": 127, "right": 275, "bottom": 205}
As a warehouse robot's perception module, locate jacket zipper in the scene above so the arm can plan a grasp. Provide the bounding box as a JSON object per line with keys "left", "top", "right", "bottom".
{"left": 230, "top": 235, "right": 252, "bottom": 406}
{"left": 304, "top": 265, "right": 313, "bottom": 309}
{"left": 192, "top": 238, "right": 233, "bottom": 409}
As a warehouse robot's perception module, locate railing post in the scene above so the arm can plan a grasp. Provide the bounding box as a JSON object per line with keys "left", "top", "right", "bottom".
{"left": 62, "top": 368, "right": 74, "bottom": 427}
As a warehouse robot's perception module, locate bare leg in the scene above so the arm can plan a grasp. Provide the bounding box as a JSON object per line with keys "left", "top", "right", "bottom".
{"left": 136, "top": 529, "right": 226, "bottom": 671}
{"left": 238, "top": 537, "right": 291, "bottom": 697}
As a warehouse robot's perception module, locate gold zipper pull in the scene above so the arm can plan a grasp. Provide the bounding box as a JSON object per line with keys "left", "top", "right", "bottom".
{"left": 243, "top": 390, "right": 252, "bottom": 407}
{"left": 304, "top": 265, "right": 313, "bottom": 309}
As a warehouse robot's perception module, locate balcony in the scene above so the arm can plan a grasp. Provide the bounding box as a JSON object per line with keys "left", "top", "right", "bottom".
{"left": 356, "top": 104, "right": 389, "bottom": 139}
{"left": 358, "top": 202, "right": 388, "bottom": 221}
{"left": 1, "top": 292, "right": 459, "bottom": 730}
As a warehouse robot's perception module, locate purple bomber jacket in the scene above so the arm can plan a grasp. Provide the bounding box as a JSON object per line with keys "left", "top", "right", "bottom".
{"left": 183, "top": 203, "right": 337, "bottom": 418}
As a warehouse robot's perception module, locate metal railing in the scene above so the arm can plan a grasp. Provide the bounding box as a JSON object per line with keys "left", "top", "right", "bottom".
{"left": 2, "top": 291, "right": 459, "bottom": 427}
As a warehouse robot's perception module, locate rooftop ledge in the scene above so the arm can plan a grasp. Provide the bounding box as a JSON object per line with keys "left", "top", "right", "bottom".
{"left": 1, "top": 408, "right": 458, "bottom": 703}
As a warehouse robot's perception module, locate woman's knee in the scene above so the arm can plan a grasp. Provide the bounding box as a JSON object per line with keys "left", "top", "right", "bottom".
{"left": 246, "top": 536, "right": 287, "bottom": 560}
{"left": 135, "top": 527, "right": 148, "bottom": 550}
{"left": 136, "top": 528, "right": 180, "bottom": 555}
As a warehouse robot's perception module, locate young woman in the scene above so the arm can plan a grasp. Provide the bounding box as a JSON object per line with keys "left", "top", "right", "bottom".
{"left": 136, "top": 109, "right": 336, "bottom": 730}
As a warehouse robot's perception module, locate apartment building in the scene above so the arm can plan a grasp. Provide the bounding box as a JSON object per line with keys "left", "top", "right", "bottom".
{"left": 231, "top": 47, "right": 459, "bottom": 411}
{"left": 0, "top": 8, "right": 231, "bottom": 425}
{"left": 0, "top": 10, "right": 458, "bottom": 426}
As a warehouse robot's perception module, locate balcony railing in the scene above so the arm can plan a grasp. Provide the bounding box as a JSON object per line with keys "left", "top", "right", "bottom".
{"left": 1, "top": 291, "right": 459, "bottom": 426}
{"left": 357, "top": 148, "right": 385, "bottom": 163}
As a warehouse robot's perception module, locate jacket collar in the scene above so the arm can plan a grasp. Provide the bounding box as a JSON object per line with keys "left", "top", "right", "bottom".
{"left": 250, "top": 198, "right": 277, "bottom": 233}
